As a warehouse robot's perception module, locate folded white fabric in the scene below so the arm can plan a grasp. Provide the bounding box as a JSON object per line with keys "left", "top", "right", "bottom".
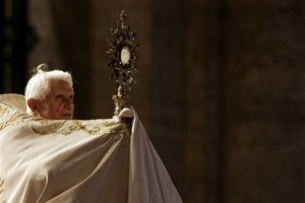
{"left": 0, "top": 98, "right": 183, "bottom": 203}
{"left": 120, "top": 108, "right": 183, "bottom": 203}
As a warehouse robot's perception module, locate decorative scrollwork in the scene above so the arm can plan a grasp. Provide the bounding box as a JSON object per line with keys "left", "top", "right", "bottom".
{"left": 30, "top": 121, "right": 66, "bottom": 135}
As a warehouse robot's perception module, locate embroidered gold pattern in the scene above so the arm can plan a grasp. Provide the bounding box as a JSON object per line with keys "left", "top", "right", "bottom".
{"left": 0, "top": 102, "right": 32, "bottom": 131}
{"left": 99, "top": 119, "right": 117, "bottom": 127}
{"left": 0, "top": 110, "right": 25, "bottom": 131}
{"left": 0, "top": 178, "right": 6, "bottom": 203}
{"left": 30, "top": 121, "right": 66, "bottom": 135}
{"left": 62, "top": 120, "right": 130, "bottom": 136}
{"left": 0, "top": 102, "right": 130, "bottom": 138}
{"left": 62, "top": 120, "right": 100, "bottom": 135}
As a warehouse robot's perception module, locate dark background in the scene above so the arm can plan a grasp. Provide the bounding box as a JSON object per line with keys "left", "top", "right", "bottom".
{"left": 1, "top": 0, "right": 304, "bottom": 203}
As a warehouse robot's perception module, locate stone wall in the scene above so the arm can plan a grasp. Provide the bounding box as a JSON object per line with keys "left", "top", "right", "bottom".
{"left": 222, "top": 1, "right": 305, "bottom": 202}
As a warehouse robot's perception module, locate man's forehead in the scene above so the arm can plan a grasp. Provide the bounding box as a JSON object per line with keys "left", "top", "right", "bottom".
{"left": 49, "top": 79, "right": 74, "bottom": 93}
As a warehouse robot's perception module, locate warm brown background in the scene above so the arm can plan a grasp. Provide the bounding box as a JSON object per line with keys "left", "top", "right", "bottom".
{"left": 3, "top": 0, "right": 305, "bottom": 203}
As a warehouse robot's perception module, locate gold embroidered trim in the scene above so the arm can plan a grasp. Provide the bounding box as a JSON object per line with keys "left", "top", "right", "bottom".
{"left": 30, "top": 121, "right": 66, "bottom": 135}
{"left": 63, "top": 120, "right": 102, "bottom": 135}
{"left": 0, "top": 111, "right": 25, "bottom": 131}
{"left": 62, "top": 120, "right": 130, "bottom": 136}
{"left": 0, "top": 103, "right": 130, "bottom": 136}
{"left": 0, "top": 178, "right": 6, "bottom": 203}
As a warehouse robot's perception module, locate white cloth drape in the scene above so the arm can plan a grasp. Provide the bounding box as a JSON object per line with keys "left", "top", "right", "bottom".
{"left": 0, "top": 94, "right": 183, "bottom": 203}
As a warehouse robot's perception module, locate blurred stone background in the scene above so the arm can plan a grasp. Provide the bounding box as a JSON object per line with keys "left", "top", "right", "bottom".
{"left": 1, "top": 0, "right": 304, "bottom": 203}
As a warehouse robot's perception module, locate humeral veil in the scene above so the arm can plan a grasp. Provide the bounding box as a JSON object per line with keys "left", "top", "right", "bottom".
{"left": 0, "top": 94, "right": 183, "bottom": 203}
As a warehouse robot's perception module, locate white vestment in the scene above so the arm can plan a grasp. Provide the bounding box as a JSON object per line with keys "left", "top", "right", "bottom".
{"left": 0, "top": 94, "right": 183, "bottom": 203}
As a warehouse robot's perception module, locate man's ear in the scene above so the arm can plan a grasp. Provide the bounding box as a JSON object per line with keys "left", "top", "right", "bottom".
{"left": 27, "top": 98, "right": 41, "bottom": 116}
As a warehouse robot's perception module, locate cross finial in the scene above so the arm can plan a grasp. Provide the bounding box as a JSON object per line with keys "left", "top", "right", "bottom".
{"left": 120, "top": 10, "right": 127, "bottom": 28}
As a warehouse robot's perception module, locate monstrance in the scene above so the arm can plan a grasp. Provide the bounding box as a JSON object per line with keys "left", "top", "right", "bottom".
{"left": 106, "top": 10, "right": 139, "bottom": 117}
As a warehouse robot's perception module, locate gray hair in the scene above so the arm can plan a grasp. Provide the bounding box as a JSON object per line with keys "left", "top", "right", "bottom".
{"left": 25, "top": 64, "right": 73, "bottom": 115}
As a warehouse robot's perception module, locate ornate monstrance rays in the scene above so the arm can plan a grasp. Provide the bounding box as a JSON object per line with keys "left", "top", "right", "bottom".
{"left": 106, "top": 10, "right": 139, "bottom": 116}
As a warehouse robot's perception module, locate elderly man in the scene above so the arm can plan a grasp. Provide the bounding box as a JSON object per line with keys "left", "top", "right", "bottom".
{"left": 0, "top": 64, "right": 184, "bottom": 203}
{"left": 25, "top": 64, "right": 74, "bottom": 119}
